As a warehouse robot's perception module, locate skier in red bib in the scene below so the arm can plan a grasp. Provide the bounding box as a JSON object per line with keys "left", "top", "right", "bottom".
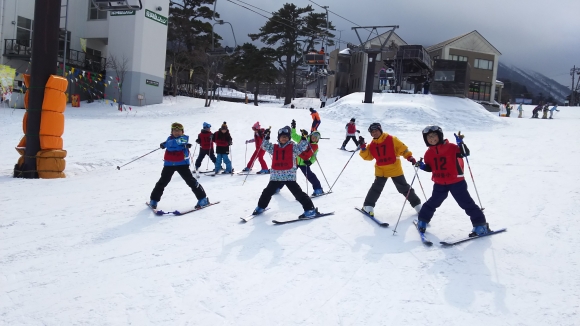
{"left": 252, "top": 126, "right": 318, "bottom": 217}
{"left": 242, "top": 121, "right": 270, "bottom": 174}
{"left": 358, "top": 122, "right": 422, "bottom": 216}
{"left": 415, "top": 126, "right": 490, "bottom": 236}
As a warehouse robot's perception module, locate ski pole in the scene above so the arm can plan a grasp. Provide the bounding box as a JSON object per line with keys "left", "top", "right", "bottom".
{"left": 415, "top": 158, "right": 427, "bottom": 201}
{"left": 328, "top": 149, "right": 358, "bottom": 192}
{"left": 392, "top": 166, "right": 420, "bottom": 235}
{"left": 455, "top": 132, "right": 484, "bottom": 210}
{"left": 244, "top": 141, "right": 248, "bottom": 168}
{"left": 117, "top": 148, "right": 160, "bottom": 170}
{"left": 315, "top": 159, "right": 332, "bottom": 190}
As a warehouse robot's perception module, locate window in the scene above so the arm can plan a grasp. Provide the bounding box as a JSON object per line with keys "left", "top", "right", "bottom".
{"left": 16, "top": 16, "right": 33, "bottom": 47}
{"left": 433, "top": 55, "right": 440, "bottom": 60}
{"left": 434, "top": 71, "right": 455, "bottom": 82}
{"left": 88, "top": 1, "right": 107, "bottom": 20}
{"left": 468, "top": 81, "right": 492, "bottom": 101}
{"left": 474, "top": 59, "right": 493, "bottom": 70}
{"left": 449, "top": 55, "right": 468, "bottom": 62}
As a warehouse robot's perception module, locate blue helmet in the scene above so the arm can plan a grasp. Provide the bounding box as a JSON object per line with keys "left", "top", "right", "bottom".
{"left": 203, "top": 122, "right": 211, "bottom": 129}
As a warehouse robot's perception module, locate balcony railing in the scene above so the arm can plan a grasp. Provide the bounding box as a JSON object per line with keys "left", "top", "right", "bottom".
{"left": 3, "top": 39, "right": 107, "bottom": 72}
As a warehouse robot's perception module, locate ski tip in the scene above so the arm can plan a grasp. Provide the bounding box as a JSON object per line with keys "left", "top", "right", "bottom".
{"left": 380, "top": 223, "right": 390, "bottom": 227}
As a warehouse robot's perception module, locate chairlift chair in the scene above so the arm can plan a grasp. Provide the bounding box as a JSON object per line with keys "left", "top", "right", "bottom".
{"left": 91, "top": 0, "right": 143, "bottom": 11}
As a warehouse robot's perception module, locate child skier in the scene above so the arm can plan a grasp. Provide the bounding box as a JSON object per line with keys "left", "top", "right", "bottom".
{"left": 252, "top": 126, "right": 318, "bottom": 217}
{"left": 549, "top": 105, "right": 560, "bottom": 119}
{"left": 149, "top": 122, "right": 209, "bottom": 209}
{"left": 517, "top": 103, "right": 523, "bottom": 118}
{"left": 277, "top": 119, "right": 324, "bottom": 196}
{"left": 357, "top": 122, "right": 422, "bottom": 216}
{"left": 213, "top": 122, "right": 233, "bottom": 174}
{"left": 416, "top": 126, "right": 490, "bottom": 236}
{"left": 242, "top": 121, "right": 270, "bottom": 174}
{"left": 340, "top": 118, "right": 359, "bottom": 150}
{"left": 542, "top": 104, "right": 550, "bottom": 119}
{"left": 309, "top": 108, "right": 321, "bottom": 131}
{"left": 194, "top": 122, "right": 217, "bottom": 172}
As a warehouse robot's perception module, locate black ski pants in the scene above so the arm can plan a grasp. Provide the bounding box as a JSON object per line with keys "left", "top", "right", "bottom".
{"left": 363, "top": 175, "right": 421, "bottom": 208}
{"left": 418, "top": 180, "right": 486, "bottom": 226}
{"left": 195, "top": 148, "right": 216, "bottom": 169}
{"left": 258, "top": 180, "right": 314, "bottom": 211}
{"left": 151, "top": 165, "right": 206, "bottom": 202}
{"left": 342, "top": 136, "right": 359, "bottom": 148}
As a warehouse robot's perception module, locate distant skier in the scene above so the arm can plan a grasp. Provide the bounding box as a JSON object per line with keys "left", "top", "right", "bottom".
{"left": 212, "top": 122, "right": 233, "bottom": 174}
{"left": 505, "top": 101, "right": 512, "bottom": 117}
{"left": 541, "top": 104, "right": 549, "bottom": 119}
{"left": 251, "top": 126, "right": 318, "bottom": 217}
{"left": 357, "top": 122, "right": 422, "bottom": 216}
{"left": 320, "top": 93, "right": 327, "bottom": 108}
{"left": 517, "top": 103, "right": 524, "bottom": 118}
{"left": 309, "top": 107, "right": 321, "bottom": 131}
{"left": 415, "top": 127, "right": 490, "bottom": 237}
{"left": 340, "top": 118, "right": 359, "bottom": 150}
{"left": 149, "top": 122, "right": 210, "bottom": 210}
{"left": 242, "top": 122, "right": 270, "bottom": 174}
{"left": 194, "top": 122, "right": 217, "bottom": 172}
{"left": 549, "top": 105, "right": 560, "bottom": 119}
{"left": 531, "top": 104, "right": 542, "bottom": 118}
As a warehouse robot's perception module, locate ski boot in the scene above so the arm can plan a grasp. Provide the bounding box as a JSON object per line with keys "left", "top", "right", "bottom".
{"left": 253, "top": 206, "right": 266, "bottom": 215}
{"left": 413, "top": 204, "right": 422, "bottom": 214}
{"left": 301, "top": 208, "right": 318, "bottom": 218}
{"left": 149, "top": 200, "right": 158, "bottom": 209}
{"left": 257, "top": 169, "right": 270, "bottom": 174}
{"left": 311, "top": 189, "right": 324, "bottom": 196}
{"left": 416, "top": 220, "right": 428, "bottom": 233}
{"left": 195, "top": 197, "right": 209, "bottom": 209}
{"left": 362, "top": 205, "right": 374, "bottom": 216}
{"left": 469, "top": 223, "right": 491, "bottom": 237}
{"left": 241, "top": 167, "right": 251, "bottom": 172}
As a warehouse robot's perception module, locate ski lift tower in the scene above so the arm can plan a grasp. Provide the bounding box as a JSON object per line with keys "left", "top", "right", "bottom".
{"left": 351, "top": 25, "right": 399, "bottom": 103}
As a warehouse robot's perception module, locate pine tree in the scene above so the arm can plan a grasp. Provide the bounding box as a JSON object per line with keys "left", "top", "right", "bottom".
{"left": 249, "top": 3, "right": 334, "bottom": 105}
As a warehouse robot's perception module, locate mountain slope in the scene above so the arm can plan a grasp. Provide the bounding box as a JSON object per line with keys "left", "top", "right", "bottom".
{"left": 497, "top": 62, "right": 570, "bottom": 103}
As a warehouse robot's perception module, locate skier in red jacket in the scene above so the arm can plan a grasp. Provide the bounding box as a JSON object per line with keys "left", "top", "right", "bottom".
{"left": 241, "top": 121, "right": 270, "bottom": 174}
{"left": 415, "top": 126, "right": 491, "bottom": 237}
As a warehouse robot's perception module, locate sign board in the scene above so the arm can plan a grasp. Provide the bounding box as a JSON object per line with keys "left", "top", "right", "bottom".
{"left": 515, "top": 98, "right": 533, "bottom": 104}
{"left": 146, "top": 79, "right": 159, "bottom": 87}
{"left": 110, "top": 10, "right": 136, "bottom": 16}
{"left": 145, "top": 9, "right": 167, "bottom": 25}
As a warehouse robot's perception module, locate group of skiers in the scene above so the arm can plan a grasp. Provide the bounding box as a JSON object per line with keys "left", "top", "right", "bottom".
{"left": 147, "top": 114, "right": 492, "bottom": 237}
{"left": 504, "top": 101, "right": 560, "bottom": 119}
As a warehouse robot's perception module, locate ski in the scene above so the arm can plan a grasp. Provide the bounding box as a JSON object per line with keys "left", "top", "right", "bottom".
{"left": 145, "top": 201, "right": 220, "bottom": 216}
{"left": 354, "top": 207, "right": 389, "bottom": 227}
{"left": 310, "top": 191, "right": 332, "bottom": 199}
{"left": 272, "top": 211, "right": 334, "bottom": 225}
{"left": 173, "top": 202, "right": 221, "bottom": 215}
{"left": 337, "top": 148, "right": 357, "bottom": 152}
{"left": 209, "top": 171, "right": 234, "bottom": 177}
{"left": 440, "top": 228, "right": 507, "bottom": 247}
{"left": 413, "top": 220, "right": 433, "bottom": 246}
{"left": 240, "top": 208, "right": 271, "bottom": 222}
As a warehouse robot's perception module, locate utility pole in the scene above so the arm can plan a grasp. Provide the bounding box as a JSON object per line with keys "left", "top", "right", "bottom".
{"left": 22, "top": 0, "right": 61, "bottom": 178}
{"left": 322, "top": 5, "right": 329, "bottom": 98}
{"left": 571, "top": 66, "right": 578, "bottom": 106}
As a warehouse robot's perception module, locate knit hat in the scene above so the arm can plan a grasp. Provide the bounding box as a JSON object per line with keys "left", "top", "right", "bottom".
{"left": 309, "top": 108, "right": 314, "bottom": 112}
{"left": 252, "top": 121, "right": 261, "bottom": 130}
{"left": 350, "top": 118, "right": 355, "bottom": 122}
{"left": 203, "top": 122, "right": 211, "bottom": 129}
{"left": 220, "top": 121, "right": 228, "bottom": 130}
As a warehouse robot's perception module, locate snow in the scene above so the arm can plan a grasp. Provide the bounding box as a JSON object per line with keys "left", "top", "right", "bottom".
{"left": 1, "top": 94, "right": 579, "bottom": 325}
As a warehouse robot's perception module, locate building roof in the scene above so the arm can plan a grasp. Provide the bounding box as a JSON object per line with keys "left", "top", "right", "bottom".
{"left": 425, "top": 30, "right": 501, "bottom": 55}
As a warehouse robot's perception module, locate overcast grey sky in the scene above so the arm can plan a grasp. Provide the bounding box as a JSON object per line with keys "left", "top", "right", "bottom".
{"left": 211, "top": 0, "right": 580, "bottom": 87}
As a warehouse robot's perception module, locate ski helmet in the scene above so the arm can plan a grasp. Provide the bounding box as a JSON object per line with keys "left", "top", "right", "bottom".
{"left": 368, "top": 122, "right": 382, "bottom": 134}
{"left": 310, "top": 131, "right": 321, "bottom": 142}
{"left": 422, "top": 125, "right": 444, "bottom": 146}
{"left": 277, "top": 126, "right": 291, "bottom": 141}
{"left": 350, "top": 118, "right": 355, "bottom": 122}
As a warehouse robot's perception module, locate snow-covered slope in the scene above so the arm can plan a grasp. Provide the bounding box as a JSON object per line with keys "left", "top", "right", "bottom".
{"left": 498, "top": 62, "right": 571, "bottom": 103}
{"left": 1, "top": 94, "right": 579, "bottom": 325}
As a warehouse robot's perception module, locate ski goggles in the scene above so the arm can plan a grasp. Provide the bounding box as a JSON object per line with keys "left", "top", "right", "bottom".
{"left": 422, "top": 125, "right": 441, "bottom": 134}
{"left": 278, "top": 127, "right": 291, "bottom": 135}
{"left": 171, "top": 123, "right": 184, "bottom": 130}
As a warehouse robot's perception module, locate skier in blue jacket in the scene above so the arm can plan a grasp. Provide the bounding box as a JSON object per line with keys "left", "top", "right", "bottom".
{"left": 149, "top": 122, "right": 209, "bottom": 209}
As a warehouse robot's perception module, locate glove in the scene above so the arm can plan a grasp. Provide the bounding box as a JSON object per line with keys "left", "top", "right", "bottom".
{"left": 195, "top": 139, "right": 200, "bottom": 144}
{"left": 356, "top": 130, "right": 360, "bottom": 133}
{"left": 416, "top": 161, "right": 426, "bottom": 170}
{"left": 358, "top": 136, "right": 367, "bottom": 150}
{"left": 454, "top": 132, "right": 464, "bottom": 145}
{"left": 186, "top": 143, "right": 192, "bottom": 148}
{"left": 300, "top": 129, "right": 309, "bottom": 137}
{"left": 264, "top": 129, "right": 271, "bottom": 140}
{"left": 407, "top": 156, "right": 417, "bottom": 165}
{"left": 229, "top": 141, "right": 233, "bottom": 146}
{"left": 304, "top": 160, "right": 313, "bottom": 167}
{"left": 245, "top": 140, "right": 250, "bottom": 144}
{"left": 291, "top": 119, "right": 296, "bottom": 129}
{"left": 160, "top": 142, "right": 166, "bottom": 149}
